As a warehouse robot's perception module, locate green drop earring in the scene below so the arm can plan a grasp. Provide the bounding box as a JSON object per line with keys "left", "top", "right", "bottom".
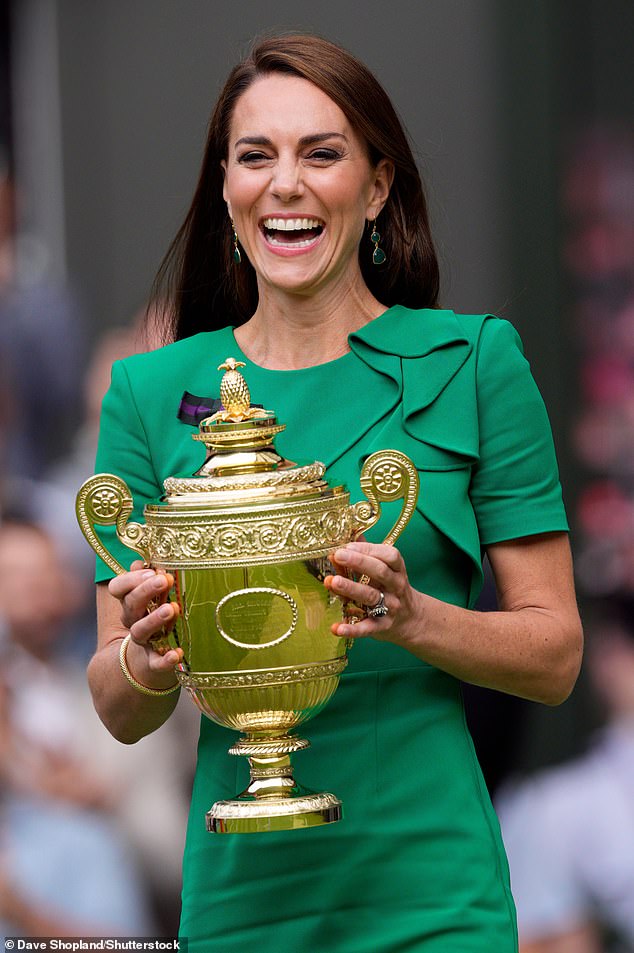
{"left": 231, "top": 220, "right": 242, "bottom": 264}
{"left": 370, "top": 219, "right": 386, "bottom": 265}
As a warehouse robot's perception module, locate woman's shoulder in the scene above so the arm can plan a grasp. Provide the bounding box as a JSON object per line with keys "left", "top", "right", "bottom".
{"left": 103, "top": 327, "right": 237, "bottom": 422}
{"left": 404, "top": 307, "right": 519, "bottom": 345}
{"left": 421, "top": 309, "right": 527, "bottom": 368}
{"left": 119, "top": 327, "right": 234, "bottom": 379}
{"left": 356, "top": 306, "right": 519, "bottom": 358}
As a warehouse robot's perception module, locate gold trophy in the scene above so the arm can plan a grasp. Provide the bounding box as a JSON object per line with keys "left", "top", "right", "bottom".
{"left": 77, "top": 359, "right": 418, "bottom": 833}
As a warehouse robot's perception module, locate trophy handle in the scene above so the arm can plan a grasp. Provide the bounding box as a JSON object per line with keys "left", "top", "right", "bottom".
{"left": 76, "top": 473, "right": 152, "bottom": 575}
{"left": 350, "top": 449, "right": 419, "bottom": 548}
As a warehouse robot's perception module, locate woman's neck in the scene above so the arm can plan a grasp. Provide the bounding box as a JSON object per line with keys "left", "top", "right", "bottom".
{"left": 234, "top": 278, "right": 386, "bottom": 370}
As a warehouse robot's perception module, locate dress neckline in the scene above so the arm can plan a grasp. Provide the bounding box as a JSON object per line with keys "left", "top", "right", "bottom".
{"left": 227, "top": 305, "right": 397, "bottom": 375}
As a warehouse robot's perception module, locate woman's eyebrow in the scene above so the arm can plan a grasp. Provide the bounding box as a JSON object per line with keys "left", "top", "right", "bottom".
{"left": 234, "top": 136, "right": 273, "bottom": 148}
{"left": 234, "top": 132, "right": 348, "bottom": 149}
{"left": 298, "top": 132, "right": 348, "bottom": 147}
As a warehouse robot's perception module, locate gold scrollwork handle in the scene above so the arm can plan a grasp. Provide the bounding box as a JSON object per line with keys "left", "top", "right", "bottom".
{"left": 350, "top": 450, "right": 420, "bottom": 584}
{"left": 75, "top": 473, "right": 151, "bottom": 576}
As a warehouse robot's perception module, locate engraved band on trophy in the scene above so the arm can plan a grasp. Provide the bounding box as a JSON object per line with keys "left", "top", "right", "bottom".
{"left": 76, "top": 358, "right": 419, "bottom": 834}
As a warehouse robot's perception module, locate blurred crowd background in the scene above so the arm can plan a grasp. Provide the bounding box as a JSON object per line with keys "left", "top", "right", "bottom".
{"left": 0, "top": 0, "right": 632, "bottom": 948}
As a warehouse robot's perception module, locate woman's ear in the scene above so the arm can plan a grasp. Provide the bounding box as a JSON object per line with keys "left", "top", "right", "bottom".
{"left": 366, "top": 158, "right": 395, "bottom": 220}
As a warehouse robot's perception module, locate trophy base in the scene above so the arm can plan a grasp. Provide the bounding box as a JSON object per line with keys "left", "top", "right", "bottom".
{"left": 206, "top": 790, "right": 342, "bottom": 834}
{"left": 207, "top": 743, "right": 342, "bottom": 833}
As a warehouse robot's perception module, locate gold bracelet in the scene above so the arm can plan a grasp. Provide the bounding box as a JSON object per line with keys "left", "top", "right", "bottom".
{"left": 119, "top": 634, "right": 180, "bottom": 697}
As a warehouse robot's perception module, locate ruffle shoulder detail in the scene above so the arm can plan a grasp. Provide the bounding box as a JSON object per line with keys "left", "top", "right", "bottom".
{"left": 349, "top": 308, "right": 496, "bottom": 604}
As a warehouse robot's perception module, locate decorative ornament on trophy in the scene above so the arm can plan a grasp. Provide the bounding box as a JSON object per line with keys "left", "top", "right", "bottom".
{"left": 76, "top": 359, "right": 419, "bottom": 833}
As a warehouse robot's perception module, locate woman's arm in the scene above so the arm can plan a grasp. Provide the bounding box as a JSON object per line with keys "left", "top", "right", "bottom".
{"left": 89, "top": 564, "right": 182, "bottom": 744}
{"left": 326, "top": 531, "right": 583, "bottom": 705}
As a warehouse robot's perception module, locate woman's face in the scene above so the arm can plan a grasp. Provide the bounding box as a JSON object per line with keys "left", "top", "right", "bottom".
{"left": 222, "top": 73, "right": 393, "bottom": 299}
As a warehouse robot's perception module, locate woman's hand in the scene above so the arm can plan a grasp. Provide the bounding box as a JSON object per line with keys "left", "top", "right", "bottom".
{"left": 324, "top": 541, "right": 422, "bottom": 644}
{"left": 107, "top": 560, "right": 183, "bottom": 675}
{"left": 90, "top": 563, "right": 184, "bottom": 743}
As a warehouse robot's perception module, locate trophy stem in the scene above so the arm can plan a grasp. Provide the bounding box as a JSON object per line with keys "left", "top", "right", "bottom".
{"left": 206, "top": 736, "right": 342, "bottom": 834}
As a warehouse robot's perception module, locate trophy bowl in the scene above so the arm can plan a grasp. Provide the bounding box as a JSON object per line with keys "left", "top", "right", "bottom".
{"left": 77, "top": 359, "right": 419, "bottom": 833}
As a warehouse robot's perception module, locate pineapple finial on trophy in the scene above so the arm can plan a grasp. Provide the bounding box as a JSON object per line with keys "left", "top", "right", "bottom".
{"left": 193, "top": 357, "right": 287, "bottom": 476}
{"left": 219, "top": 357, "right": 248, "bottom": 416}
{"left": 202, "top": 357, "right": 270, "bottom": 424}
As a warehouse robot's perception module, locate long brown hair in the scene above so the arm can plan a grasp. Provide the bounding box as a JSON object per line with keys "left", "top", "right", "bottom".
{"left": 150, "top": 33, "right": 440, "bottom": 343}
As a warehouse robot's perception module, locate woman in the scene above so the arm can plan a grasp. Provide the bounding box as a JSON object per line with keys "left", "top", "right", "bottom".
{"left": 90, "top": 34, "right": 583, "bottom": 952}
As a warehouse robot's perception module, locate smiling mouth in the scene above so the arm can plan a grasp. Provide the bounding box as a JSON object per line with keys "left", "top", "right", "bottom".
{"left": 261, "top": 217, "right": 324, "bottom": 248}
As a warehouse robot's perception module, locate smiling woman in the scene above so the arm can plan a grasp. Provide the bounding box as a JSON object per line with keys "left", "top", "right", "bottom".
{"left": 88, "top": 32, "right": 582, "bottom": 953}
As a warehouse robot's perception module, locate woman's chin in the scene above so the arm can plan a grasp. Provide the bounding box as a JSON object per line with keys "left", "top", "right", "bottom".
{"left": 255, "top": 252, "right": 329, "bottom": 295}
{"left": 260, "top": 271, "right": 324, "bottom": 297}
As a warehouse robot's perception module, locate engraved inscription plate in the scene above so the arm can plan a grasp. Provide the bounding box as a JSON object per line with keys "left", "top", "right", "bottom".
{"left": 215, "top": 587, "right": 299, "bottom": 650}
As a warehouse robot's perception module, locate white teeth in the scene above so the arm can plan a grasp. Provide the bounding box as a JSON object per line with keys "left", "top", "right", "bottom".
{"left": 263, "top": 217, "right": 322, "bottom": 231}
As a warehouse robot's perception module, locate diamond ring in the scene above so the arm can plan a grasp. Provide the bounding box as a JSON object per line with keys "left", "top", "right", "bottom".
{"left": 366, "top": 592, "right": 389, "bottom": 619}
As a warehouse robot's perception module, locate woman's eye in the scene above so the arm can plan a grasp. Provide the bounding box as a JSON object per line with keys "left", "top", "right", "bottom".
{"left": 238, "top": 151, "right": 271, "bottom": 164}
{"left": 307, "top": 148, "right": 342, "bottom": 162}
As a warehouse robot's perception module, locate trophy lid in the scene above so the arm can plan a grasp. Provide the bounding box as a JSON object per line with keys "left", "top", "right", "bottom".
{"left": 162, "top": 358, "right": 331, "bottom": 506}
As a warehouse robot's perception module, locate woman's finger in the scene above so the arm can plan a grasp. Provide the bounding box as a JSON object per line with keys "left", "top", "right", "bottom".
{"left": 129, "top": 599, "right": 180, "bottom": 647}
{"left": 331, "top": 544, "right": 402, "bottom": 589}
{"left": 324, "top": 572, "right": 386, "bottom": 608}
{"left": 339, "top": 541, "right": 403, "bottom": 568}
{"left": 125, "top": 630, "right": 184, "bottom": 675}
{"left": 332, "top": 614, "right": 391, "bottom": 639}
{"left": 108, "top": 567, "right": 156, "bottom": 599}
{"left": 108, "top": 568, "right": 174, "bottom": 629}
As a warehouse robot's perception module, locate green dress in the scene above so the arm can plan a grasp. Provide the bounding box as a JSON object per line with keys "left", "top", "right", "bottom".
{"left": 94, "top": 306, "right": 568, "bottom": 952}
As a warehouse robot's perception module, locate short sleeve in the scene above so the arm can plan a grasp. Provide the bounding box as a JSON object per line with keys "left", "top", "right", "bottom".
{"left": 470, "top": 317, "right": 568, "bottom": 545}
{"left": 93, "top": 360, "right": 162, "bottom": 583}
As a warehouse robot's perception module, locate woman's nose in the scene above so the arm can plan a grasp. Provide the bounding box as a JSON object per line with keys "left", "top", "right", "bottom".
{"left": 270, "top": 157, "right": 303, "bottom": 201}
